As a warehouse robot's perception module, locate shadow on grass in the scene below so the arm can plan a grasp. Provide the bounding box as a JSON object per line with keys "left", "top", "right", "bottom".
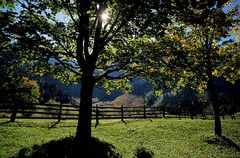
{"left": 48, "top": 121, "right": 60, "bottom": 129}
{"left": 203, "top": 135, "right": 240, "bottom": 151}
{"left": 12, "top": 136, "right": 121, "bottom": 158}
{"left": 122, "top": 119, "right": 128, "bottom": 125}
{"left": 0, "top": 120, "right": 11, "bottom": 125}
{"left": 134, "top": 147, "right": 154, "bottom": 158}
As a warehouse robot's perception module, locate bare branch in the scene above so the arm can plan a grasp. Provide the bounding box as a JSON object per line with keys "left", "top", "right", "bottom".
{"left": 95, "top": 68, "right": 121, "bottom": 83}
{"left": 54, "top": 56, "right": 81, "bottom": 75}
{"left": 61, "top": 0, "right": 78, "bottom": 25}
{"left": 105, "top": 71, "right": 137, "bottom": 80}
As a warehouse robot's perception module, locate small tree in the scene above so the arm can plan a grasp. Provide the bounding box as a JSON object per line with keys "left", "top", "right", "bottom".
{"left": 148, "top": 0, "right": 239, "bottom": 136}
{"left": 1, "top": 77, "right": 40, "bottom": 103}
{"left": 0, "top": 77, "right": 40, "bottom": 122}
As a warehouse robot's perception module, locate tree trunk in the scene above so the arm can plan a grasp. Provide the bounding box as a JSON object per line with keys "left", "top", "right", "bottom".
{"left": 208, "top": 79, "right": 222, "bottom": 137}
{"left": 212, "top": 100, "right": 222, "bottom": 137}
{"left": 76, "top": 75, "right": 94, "bottom": 142}
{"left": 205, "top": 44, "right": 222, "bottom": 136}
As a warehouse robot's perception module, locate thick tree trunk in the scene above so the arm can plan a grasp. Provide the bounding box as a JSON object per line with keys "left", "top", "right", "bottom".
{"left": 212, "top": 99, "right": 222, "bottom": 137}
{"left": 205, "top": 44, "right": 222, "bottom": 136}
{"left": 76, "top": 75, "right": 94, "bottom": 142}
{"left": 208, "top": 79, "right": 222, "bottom": 137}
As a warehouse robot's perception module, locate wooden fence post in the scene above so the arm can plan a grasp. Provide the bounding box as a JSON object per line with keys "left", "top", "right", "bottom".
{"left": 178, "top": 105, "right": 181, "bottom": 119}
{"left": 95, "top": 104, "right": 99, "bottom": 127}
{"left": 231, "top": 113, "right": 236, "bottom": 120}
{"left": 121, "top": 105, "right": 124, "bottom": 122}
{"left": 143, "top": 104, "right": 146, "bottom": 118}
{"left": 202, "top": 111, "right": 206, "bottom": 120}
{"left": 10, "top": 103, "right": 17, "bottom": 122}
{"left": 58, "top": 103, "right": 62, "bottom": 123}
{"left": 162, "top": 104, "right": 165, "bottom": 118}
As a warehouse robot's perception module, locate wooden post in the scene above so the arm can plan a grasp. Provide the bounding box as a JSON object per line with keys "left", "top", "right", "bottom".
{"left": 156, "top": 107, "right": 158, "bottom": 118}
{"left": 95, "top": 104, "right": 99, "bottom": 128}
{"left": 121, "top": 105, "right": 124, "bottom": 122}
{"left": 10, "top": 103, "right": 17, "bottom": 122}
{"left": 144, "top": 104, "right": 146, "bottom": 118}
{"left": 163, "top": 104, "right": 165, "bottom": 118}
{"left": 202, "top": 111, "right": 206, "bottom": 120}
{"left": 178, "top": 105, "right": 181, "bottom": 119}
{"left": 58, "top": 103, "right": 62, "bottom": 123}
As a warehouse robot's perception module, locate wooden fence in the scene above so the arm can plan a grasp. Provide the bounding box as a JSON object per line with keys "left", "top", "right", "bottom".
{"left": 0, "top": 103, "right": 162, "bottom": 120}
{"left": 0, "top": 102, "right": 235, "bottom": 124}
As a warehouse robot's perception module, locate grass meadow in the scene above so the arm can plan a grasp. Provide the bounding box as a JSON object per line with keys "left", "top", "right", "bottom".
{"left": 0, "top": 115, "right": 239, "bottom": 158}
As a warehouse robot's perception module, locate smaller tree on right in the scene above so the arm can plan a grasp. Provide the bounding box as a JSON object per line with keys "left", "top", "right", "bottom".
{"left": 148, "top": 0, "right": 239, "bottom": 136}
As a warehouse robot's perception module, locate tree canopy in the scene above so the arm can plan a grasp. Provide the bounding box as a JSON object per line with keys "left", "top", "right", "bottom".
{"left": 146, "top": 0, "right": 239, "bottom": 136}
{"left": 0, "top": 76, "right": 40, "bottom": 103}
{"left": 2, "top": 0, "right": 171, "bottom": 86}
{"left": 1, "top": 0, "right": 173, "bottom": 141}
{"left": 146, "top": 0, "right": 239, "bottom": 92}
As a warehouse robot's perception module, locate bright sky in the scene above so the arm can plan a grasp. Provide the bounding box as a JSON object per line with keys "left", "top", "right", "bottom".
{"left": 221, "top": 0, "right": 240, "bottom": 42}
{"left": 4, "top": 0, "right": 240, "bottom": 42}
{"left": 223, "top": 0, "right": 240, "bottom": 12}
{"left": 10, "top": 1, "right": 239, "bottom": 21}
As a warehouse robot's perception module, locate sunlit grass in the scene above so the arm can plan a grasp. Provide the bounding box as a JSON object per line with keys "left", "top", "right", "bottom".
{"left": 0, "top": 116, "right": 239, "bottom": 158}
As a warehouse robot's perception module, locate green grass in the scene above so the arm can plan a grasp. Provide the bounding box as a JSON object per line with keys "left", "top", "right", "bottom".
{"left": 0, "top": 116, "right": 239, "bottom": 158}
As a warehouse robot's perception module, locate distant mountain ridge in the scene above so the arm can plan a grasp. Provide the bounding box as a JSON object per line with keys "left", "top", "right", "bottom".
{"left": 36, "top": 75, "right": 153, "bottom": 101}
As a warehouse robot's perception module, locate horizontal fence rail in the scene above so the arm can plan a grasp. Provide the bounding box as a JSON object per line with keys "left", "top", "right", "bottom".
{"left": 0, "top": 102, "right": 236, "bottom": 124}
